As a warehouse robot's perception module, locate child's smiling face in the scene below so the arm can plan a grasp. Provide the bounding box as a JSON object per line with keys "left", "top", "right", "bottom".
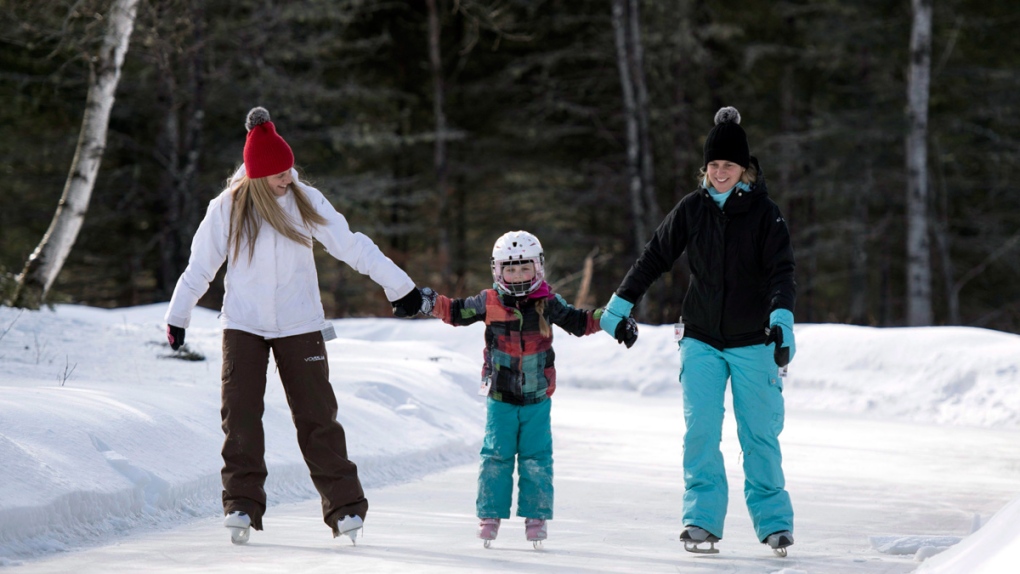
{"left": 502, "top": 262, "right": 536, "bottom": 284}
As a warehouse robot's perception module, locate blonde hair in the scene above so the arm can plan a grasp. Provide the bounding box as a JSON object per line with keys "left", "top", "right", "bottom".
{"left": 698, "top": 165, "right": 758, "bottom": 188}
{"left": 228, "top": 173, "right": 328, "bottom": 264}
{"left": 535, "top": 298, "right": 551, "bottom": 338}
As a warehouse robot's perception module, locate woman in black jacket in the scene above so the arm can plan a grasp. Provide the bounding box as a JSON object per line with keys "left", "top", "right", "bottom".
{"left": 600, "top": 107, "right": 797, "bottom": 556}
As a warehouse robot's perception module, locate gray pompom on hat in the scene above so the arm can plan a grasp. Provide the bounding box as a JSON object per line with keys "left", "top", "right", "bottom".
{"left": 245, "top": 106, "right": 272, "bottom": 132}
{"left": 704, "top": 106, "right": 749, "bottom": 168}
{"left": 714, "top": 106, "right": 741, "bottom": 126}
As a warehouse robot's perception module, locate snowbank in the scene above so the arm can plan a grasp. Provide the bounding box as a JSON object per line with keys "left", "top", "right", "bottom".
{"left": 3, "top": 303, "right": 1020, "bottom": 567}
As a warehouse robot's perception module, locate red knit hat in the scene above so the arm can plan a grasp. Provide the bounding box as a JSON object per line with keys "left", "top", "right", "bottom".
{"left": 243, "top": 107, "right": 294, "bottom": 179}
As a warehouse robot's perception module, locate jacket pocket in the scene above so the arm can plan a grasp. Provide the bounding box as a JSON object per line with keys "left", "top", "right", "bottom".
{"left": 769, "top": 370, "right": 783, "bottom": 393}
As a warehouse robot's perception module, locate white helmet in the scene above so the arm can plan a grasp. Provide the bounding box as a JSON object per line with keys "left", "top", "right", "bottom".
{"left": 491, "top": 230, "right": 545, "bottom": 296}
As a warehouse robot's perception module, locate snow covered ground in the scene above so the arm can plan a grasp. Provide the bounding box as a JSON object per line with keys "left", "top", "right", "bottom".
{"left": 1, "top": 303, "right": 1019, "bottom": 572}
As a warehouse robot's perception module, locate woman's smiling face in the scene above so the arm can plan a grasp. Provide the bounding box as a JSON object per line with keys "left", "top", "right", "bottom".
{"left": 706, "top": 160, "right": 744, "bottom": 193}
{"left": 268, "top": 170, "right": 293, "bottom": 196}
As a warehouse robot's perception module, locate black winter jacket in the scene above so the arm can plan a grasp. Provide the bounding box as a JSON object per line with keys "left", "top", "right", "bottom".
{"left": 616, "top": 158, "right": 795, "bottom": 350}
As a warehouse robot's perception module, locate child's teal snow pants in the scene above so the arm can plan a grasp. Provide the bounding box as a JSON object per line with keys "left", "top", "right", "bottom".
{"left": 476, "top": 397, "right": 554, "bottom": 520}
{"left": 679, "top": 337, "right": 793, "bottom": 541}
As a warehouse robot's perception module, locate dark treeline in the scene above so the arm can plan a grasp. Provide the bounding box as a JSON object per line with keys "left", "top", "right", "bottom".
{"left": 2, "top": 0, "right": 1019, "bottom": 331}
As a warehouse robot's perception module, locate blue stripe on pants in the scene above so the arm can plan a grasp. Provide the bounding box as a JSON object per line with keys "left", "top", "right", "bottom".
{"left": 476, "top": 398, "right": 554, "bottom": 520}
{"left": 679, "top": 338, "right": 793, "bottom": 541}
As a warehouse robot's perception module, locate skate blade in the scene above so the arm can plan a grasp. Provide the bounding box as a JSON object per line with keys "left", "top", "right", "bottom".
{"left": 333, "top": 515, "right": 363, "bottom": 545}
{"left": 228, "top": 526, "right": 250, "bottom": 545}
{"left": 683, "top": 541, "right": 719, "bottom": 554}
{"left": 483, "top": 539, "right": 492, "bottom": 548}
{"left": 531, "top": 540, "right": 544, "bottom": 549}
{"left": 772, "top": 547, "right": 788, "bottom": 557}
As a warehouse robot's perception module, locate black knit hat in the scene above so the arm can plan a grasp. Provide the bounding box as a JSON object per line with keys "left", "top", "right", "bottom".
{"left": 703, "top": 106, "right": 749, "bottom": 168}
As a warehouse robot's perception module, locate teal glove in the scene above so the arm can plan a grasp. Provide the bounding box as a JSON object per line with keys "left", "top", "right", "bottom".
{"left": 599, "top": 294, "right": 634, "bottom": 341}
{"left": 766, "top": 309, "right": 796, "bottom": 367}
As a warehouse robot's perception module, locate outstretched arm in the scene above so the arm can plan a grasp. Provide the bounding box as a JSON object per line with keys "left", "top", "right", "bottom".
{"left": 598, "top": 201, "right": 688, "bottom": 347}
{"left": 303, "top": 184, "right": 416, "bottom": 302}
{"left": 428, "top": 289, "right": 488, "bottom": 327}
{"left": 545, "top": 294, "right": 600, "bottom": 337}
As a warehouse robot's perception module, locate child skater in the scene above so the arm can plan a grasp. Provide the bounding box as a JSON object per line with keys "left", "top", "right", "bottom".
{"left": 165, "top": 107, "right": 424, "bottom": 545}
{"left": 419, "top": 230, "right": 637, "bottom": 548}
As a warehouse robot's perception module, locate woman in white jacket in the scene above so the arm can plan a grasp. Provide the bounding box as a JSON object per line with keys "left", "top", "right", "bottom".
{"left": 165, "top": 107, "right": 424, "bottom": 545}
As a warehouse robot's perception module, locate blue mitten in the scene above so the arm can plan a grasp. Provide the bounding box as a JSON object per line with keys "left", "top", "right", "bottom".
{"left": 599, "top": 294, "right": 635, "bottom": 345}
{"left": 766, "top": 309, "right": 796, "bottom": 367}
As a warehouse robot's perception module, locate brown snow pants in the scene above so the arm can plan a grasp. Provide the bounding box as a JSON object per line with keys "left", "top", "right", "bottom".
{"left": 220, "top": 328, "right": 368, "bottom": 531}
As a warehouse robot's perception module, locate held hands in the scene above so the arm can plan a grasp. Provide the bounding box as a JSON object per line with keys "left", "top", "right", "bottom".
{"left": 392, "top": 287, "right": 424, "bottom": 318}
{"left": 615, "top": 316, "right": 639, "bottom": 348}
{"left": 765, "top": 309, "right": 796, "bottom": 367}
{"left": 392, "top": 287, "right": 437, "bottom": 318}
{"left": 419, "top": 287, "right": 437, "bottom": 316}
{"left": 598, "top": 294, "right": 639, "bottom": 349}
{"left": 167, "top": 325, "right": 185, "bottom": 351}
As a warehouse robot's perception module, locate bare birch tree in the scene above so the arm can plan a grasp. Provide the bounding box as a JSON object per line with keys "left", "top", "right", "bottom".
{"left": 905, "top": 0, "right": 933, "bottom": 325}
{"left": 11, "top": 0, "right": 141, "bottom": 309}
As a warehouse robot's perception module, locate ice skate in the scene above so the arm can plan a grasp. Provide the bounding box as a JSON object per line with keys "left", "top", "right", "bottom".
{"left": 525, "top": 518, "right": 547, "bottom": 549}
{"left": 224, "top": 511, "right": 251, "bottom": 545}
{"left": 478, "top": 518, "right": 500, "bottom": 548}
{"left": 765, "top": 530, "right": 793, "bottom": 557}
{"left": 680, "top": 525, "right": 719, "bottom": 554}
{"left": 332, "top": 514, "right": 364, "bottom": 545}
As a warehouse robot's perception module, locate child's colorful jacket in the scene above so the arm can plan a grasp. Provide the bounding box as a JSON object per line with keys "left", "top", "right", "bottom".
{"left": 431, "top": 282, "right": 601, "bottom": 405}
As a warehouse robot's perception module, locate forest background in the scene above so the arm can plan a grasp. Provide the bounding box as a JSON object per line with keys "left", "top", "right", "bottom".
{"left": 1, "top": 0, "right": 1018, "bottom": 332}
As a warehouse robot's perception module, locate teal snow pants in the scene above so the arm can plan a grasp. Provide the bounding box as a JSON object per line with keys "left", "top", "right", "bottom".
{"left": 679, "top": 337, "right": 793, "bottom": 541}
{"left": 476, "top": 397, "right": 554, "bottom": 520}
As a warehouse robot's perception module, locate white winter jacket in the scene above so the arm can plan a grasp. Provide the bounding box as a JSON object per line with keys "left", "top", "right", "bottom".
{"left": 165, "top": 168, "right": 415, "bottom": 338}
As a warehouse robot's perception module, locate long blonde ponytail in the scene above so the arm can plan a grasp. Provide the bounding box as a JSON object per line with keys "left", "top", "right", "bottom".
{"left": 536, "top": 298, "right": 551, "bottom": 338}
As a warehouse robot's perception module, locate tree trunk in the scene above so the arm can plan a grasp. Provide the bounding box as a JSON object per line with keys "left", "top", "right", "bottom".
{"left": 574, "top": 248, "right": 597, "bottom": 309}
{"left": 612, "top": 0, "right": 647, "bottom": 256}
{"left": 613, "top": 0, "right": 656, "bottom": 318}
{"left": 627, "top": 0, "right": 659, "bottom": 226}
{"left": 426, "top": 0, "right": 452, "bottom": 290}
{"left": 905, "top": 0, "right": 933, "bottom": 325}
{"left": 11, "top": 0, "right": 141, "bottom": 309}
{"left": 156, "top": 0, "right": 206, "bottom": 300}
{"left": 849, "top": 164, "right": 871, "bottom": 324}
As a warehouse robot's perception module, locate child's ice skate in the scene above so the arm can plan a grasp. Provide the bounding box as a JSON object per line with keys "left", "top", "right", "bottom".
{"left": 478, "top": 518, "right": 500, "bottom": 548}
{"left": 525, "top": 518, "right": 547, "bottom": 549}
{"left": 680, "top": 525, "right": 720, "bottom": 554}
{"left": 764, "top": 530, "right": 793, "bottom": 557}
{"left": 224, "top": 511, "right": 251, "bottom": 545}
{"left": 331, "top": 514, "right": 364, "bottom": 545}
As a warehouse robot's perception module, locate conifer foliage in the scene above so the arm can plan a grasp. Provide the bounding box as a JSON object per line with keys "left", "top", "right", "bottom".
{"left": 1, "top": 0, "right": 1018, "bottom": 331}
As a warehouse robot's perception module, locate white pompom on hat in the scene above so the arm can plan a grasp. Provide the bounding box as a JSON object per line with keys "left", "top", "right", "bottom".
{"left": 242, "top": 107, "right": 294, "bottom": 179}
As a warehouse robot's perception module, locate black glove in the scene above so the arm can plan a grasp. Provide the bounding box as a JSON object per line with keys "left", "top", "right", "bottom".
{"left": 615, "top": 316, "right": 639, "bottom": 349}
{"left": 765, "top": 325, "right": 790, "bottom": 368}
{"left": 167, "top": 325, "right": 185, "bottom": 351}
{"left": 392, "top": 287, "right": 424, "bottom": 318}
